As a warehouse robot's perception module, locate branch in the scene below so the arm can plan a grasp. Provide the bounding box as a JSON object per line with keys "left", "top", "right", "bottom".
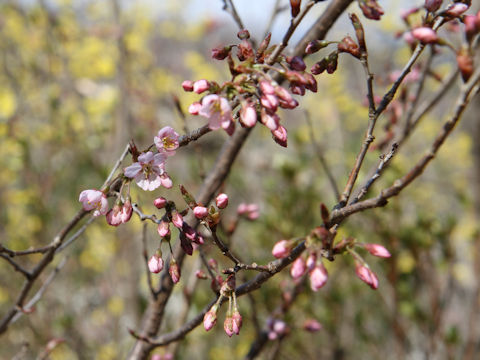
{"left": 222, "top": 0, "right": 245, "bottom": 31}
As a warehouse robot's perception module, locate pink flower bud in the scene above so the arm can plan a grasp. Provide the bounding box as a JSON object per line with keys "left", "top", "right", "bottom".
{"left": 309, "top": 263, "right": 328, "bottom": 291}
{"left": 171, "top": 210, "right": 183, "bottom": 228}
{"left": 355, "top": 262, "right": 378, "bottom": 289}
{"left": 445, "top": 3, "right": 469, "bottom": 17}
{"left": 194, "top": 206, "right": 209, "bottom": 219}
{"left": 364, "top": 243, "right": 391, "bottom": 258}
{"left": 260, "top": 94, "right": 279, "bottom": 112}
{"left": 464, "top": 15, "right": 479, "bottom": 42}
{"left": 188, "top": 102, "right": 202, "bottom": 115}
{"left": 79, "top": 189, "right": 108, "bottom": 217}
{"left": 224, "top": 314, "right": 234, "bottom": 337}
{"left": 182, "top": 80, "right": 194, "bottom": 92}
{"left": 240, "top": 103, "right": 257, "bottom": 128}
{"left": 260, "top": 109, "right": 280, "bottom": 131}
{"left": 148, "top": 253, "right": 164, "bottom": 274}
{"left": 203, "top": 304, "right": 218, "bottom": 331}
{"left": 237, "top": 203, "right": 248, "bottom": 215}
{"left": 358, "top": 0, "right": 384, "bottom": 20}
{"left": 273, "top": 319, "right": 287, "bottom": 334}
{"left": 157, "top": 220, "right": 170, "bottom": 237}
{"left": 154, "top": 197, "right": 167, "bottom": 209}
{"left": 259, "top": 80, "right": 275, "bottom": 95}
{"left": 272, "top": 125, "right": 288, "bottom": 147}
{"left": 411, "top": 27, "right": 438, "bottom": 43}
{"left": 232, "top": 308, "right": 242, "bottom": 335}
{"left": 291, "top": 257, "right": 306, "bottom": 279}
{"left": 193, "top": 79, "right": 210, "bottom": 94}
{"left": 306, "top": 253, "right": 316, "bottom": 270}
{"left": 169, "top": 258, "right": 181, "bottom": 284}
{"left": 106, "top": 204, "right": 123, "bottom": 226}
{"left": 211, "top": 46, "right": 231, "bottom": 60}
{"left": 216, "top": 193, "right": 229, "bottom": 209}
{"left": 303, "top": 319, "right": 322, "bottom": 332}
{"left": 305, "top": 40, "right": 330, "bottom": 54}
{"left": 424, "top": 0, "right": 442, "bottom": 12}
{"left": 247, "top": 210, "right": 259, "bottom": 220}
{"left": 272, "top": 240, "right": 292, "bottom": 258}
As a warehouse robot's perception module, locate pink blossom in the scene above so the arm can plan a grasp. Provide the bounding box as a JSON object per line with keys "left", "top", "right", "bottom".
{"left": 106, "top": 204, "right": 123, "bottom": 226}
{"left": 240, "top": 103, "right": 257, "bottom": 128}
{"left": 154, "top": 197, "right": 167, "bottom": 209}
{"left": 203, "top": 304, "right": 218, "bottom": 331}
{"left": 121, "top": 200, "right": 133, "bottom": 223}
{"left": 195, "top": 269, "right": 207, "bottom": 279}
{"left": 216, "top": 193, "right": 229, "bottom": 209}
{"left": 182, "top": 80, "right": 194, "bottom": 92}
{"left": 309, "top": 263, "right": 328, "bottom": 291}
{"left": 272, "top": 125, "right": 288, "bottom": 147}
{"left": 79, "top": 189, "right": 108, "bottom": 217}
{"left": 154, "top": 126, "right": 179, "bottom": 156}
{"left": 303, "top": 319, "right": 322, "bottom": 332}
{"left": 188, "top": 101, "right": 202, "bottom": 115}
{"left": 169, "top": 258, "right": 181, "bottom": 284}
{"left": 124, "top": 152, "right": 167, "bottom": 191}
{"left": 291, "top": 257, "right": 306, "bottom": 279}
{"left": 403, "top": 31, "right": 415, "bottom": 45}
{"left": 411, "top": 27, "right": 438, "bottom": 43}
{"left": 148, "top": 253, "right": 164, "bottom": 273}
{"left": 445, "top": 3, "right": 469, "bottom": 17}
{"left": 237, "top": 203, "right": 248, "bottom": 215}
{"left": 193, "top": 79, "right": 210, "bottom": 94}
{"left": 157, "top": 221, "right": 170, "bottom": 237}
{"left": 198, "top": 94, "right": 233, "bottom": 131}
{"left": 364, "top": 243, "right": 391, "bottom": 258}
{"left": 272, "top": 240, "right": 292, "bottom": 258}
{"left": 272, "top": 319, "right": 287, "bottom": 334}
{"left": 259, "top": 80, "right": 275, "bottom": 95}
{"left": 194, "top": 206, "right": 209, "bottom": 219}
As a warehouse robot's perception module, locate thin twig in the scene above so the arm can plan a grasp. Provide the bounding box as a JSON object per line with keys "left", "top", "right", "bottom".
{"left": 222, "top": 0, "right": 245, "bottom": 31}
{"left": 0, "top": 254, "right": 32, "bottom": 279}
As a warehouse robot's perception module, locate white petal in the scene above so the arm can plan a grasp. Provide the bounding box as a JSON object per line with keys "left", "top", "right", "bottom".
{"left": 124, "top": 163, "right": 142, "bottom": 178}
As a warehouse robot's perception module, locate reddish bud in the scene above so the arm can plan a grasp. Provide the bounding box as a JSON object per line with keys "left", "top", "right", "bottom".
{"left": 224, "top": 313, "right": 234, "bottom": 337}
{"left": 272, "top": 240, "right": 293, "bottom": 258}
{"left": 260, "top": 109, "right": 280, "bottom": 131}
{"left": 457, "top": 48, "right": 474, "bottom": 81}
{"left": 212, "top": 46, "right": 232, "bottom": 60}
{"left": 193, "top": 206, "right": 209, "bottom": 219}
{"left": 216, "top": 193, "right": 229, "bottom": 209}
{"left": 182, "top": 80, "right": 194, "bottom": 92}
{"left": 364, "top": 243, "right": 391, "bottom": 258}
{"left": 290, "top": 0, "right": 301, "bottom": 18}
{"left": 272, "top": 125, "right": 288, "bottom": 147}
{"left": 148, "top": 252, "right": 164, "bottom": 274}
{"left": 237, "top": 40, "right": 254, "bottom": 61}
{"left": 169, "top": 258, "right": 181, "bottom": 284}
{"left": 204, "top": 304, "right": 218, "bottom": 331}
{"left": 424, "top": 0, "right": 442, "bottom": 12}
{"left": 291, "top": 257, "right": 307, "bottom": 279}
{"left": 154, "top": 197, "right": 167, "bottom": 209}
{"left": 193, "top": 79, "right": 210, "bottom": 94}
{"left": 303, "top": 319, "right": 322, "bottom": 332}
{"left": 121, "top": 200, "right": 133, "bottom": 223}
{"left": 240, "top": 103, "right": 257, "bottom": 127}
{"left": 157, "top": 220, "right": 170, "bottom": 237}
{"left": 338, "top": 36, "right": 361, "bottom": 58}
{"left": 311, "top": 58, "right": 328, "bottom": 75}
{"left": 195, "top": 269, "right": 207, "bottom": 279}
{"left": 171, "top": 210, "right": 183, "bottom": 228}
{"left": 106, "top": 204, "right": 123, "bottom": 226}
{"left": 358, "top": 0, "right": 384, "bottom": 20}
{"left": 287, "top": 55, "right": 306, "bottom": 71}
{"left": 188, "top": 101, "right": 202, "bottom": 115}
{"left": 411, "top": 27, "right": 438, "bottom": 43}
{"left": 237, "top": 29, "right": 250, "bottom": 40}
{"left": 445, "top": 3, "right": 469, "bottom": 17}
{"left": 355, "top": 262, "right": 378, "bottom": 289}
{"left": 309, "top": 263, "right": 328, "bottom": 291}
{"left": 305, "top": 40, "right": 330, "bottom": 54}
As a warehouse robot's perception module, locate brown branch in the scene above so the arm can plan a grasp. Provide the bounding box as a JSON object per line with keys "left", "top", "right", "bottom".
{"left": 0, "top": 254, "right": 31, "bottom": 279}
{"left": 329, "top": 67, "right": 480, "bottom": 226}
{"left": 222, "top": 0, "right": 246, "bottom": 31}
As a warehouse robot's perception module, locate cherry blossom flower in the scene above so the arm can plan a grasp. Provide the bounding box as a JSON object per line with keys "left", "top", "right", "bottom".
{"left": 199, "top": 94, "right": 233, "bottom": 132}
{"left": 182, "top": 80, "right": 194, "bottom": 92}
{"left": 154, "top": 126, "right": 179, "bottom": 156}
{"left": 124, "top": 152, "right": 169, "bottom": 191}
{"left": 148, "top": 253, "right": 164, "bottom": 274}
{"left": 309, "top": 263, "right": 328, "bottom": 291}
{"left": 188, "top": 101, "right": 202, "bottom": 115}
{"left": 204, "top": 304, "right": 218, "bottom": 331}
{"left": 79, "top": 189, "right": 108, "bottom": 217}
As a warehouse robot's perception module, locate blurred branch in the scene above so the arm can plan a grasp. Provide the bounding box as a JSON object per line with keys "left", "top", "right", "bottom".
{"left": 142, "top": 223, "right": 157, "bottom": 299}
{"left": 0, "top": 254, "right": 31, "bottom": 279}
{"left": 222, "top": 0, "right": 246, "bottom": 31}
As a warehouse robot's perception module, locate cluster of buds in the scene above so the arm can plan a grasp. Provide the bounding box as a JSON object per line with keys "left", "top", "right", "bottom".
{"left": 154, "top": 194, "right": 204, "bottom": 256}
{"left": 203, "top": 275, "right": 242, "bottom": 337}
{"left": 79, "top": 189, "right": 133, "bottom": 227}
{"left": 236, "top": 203, "right": 259, "bottom": 220}
{"left": 148, "top": 247, "right": 181, "bottom": 284}
{"left": 183, "top": 29, "right": 321, "bottom": 147}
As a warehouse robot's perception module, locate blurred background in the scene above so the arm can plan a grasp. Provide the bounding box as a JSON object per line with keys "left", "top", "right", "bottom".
{"left": 1, "top": 0, "right": 480, "bottom": 359}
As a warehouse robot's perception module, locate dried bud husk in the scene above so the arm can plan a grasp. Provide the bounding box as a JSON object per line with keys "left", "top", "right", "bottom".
{"left": 349, "top": 13, "right": 366, "bottom": 53}
{"left": 457, "top": 48, "right": 474, "bottom": 82}
{"left": 290, "top": 0, "right": 301, "bottom": 17}
{"left": 179, "top": 184, "right": 197, "bottom": 209}
{"left": 237, "top": 29, "right": 250, "bottom": 40}
{"left": 358, "top": 0, "right": 384, "bottom": 20}
{"left": 256, "top": 32, "right": 271, "bottom": 62}
{"left": 337, "top": 35, "right": 361, "bottom": 58}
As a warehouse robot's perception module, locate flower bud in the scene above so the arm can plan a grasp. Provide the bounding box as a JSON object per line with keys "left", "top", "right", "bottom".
{"left": 193, "top": 206, "right": 208, "bottom": 219}
{"left": 232, "top": 308, "right": 242, "bottom": 335}
{"left": 355, "top": 262, "right": 378, "bottom": 289}
{"left": 195, "top": 269, "right": 207, "bottom": 279}
{"left": 260, "top": 94, "right": 279, "bottom": 112}
{"left": 153, "top": 197, "right": 167, "bottom": 209}
{"left": 259, "top": 80, "right": 276, "bottom": 95}
{"left": 182, "top": 80, "right": 194, "bottom": 92}
{"left": 157, "top": 220, "right": 170, "bottom": 237}
{"left": 305, "top": 40, "right": 330, "bottom": 54}
{"left": 287, "top": 56, "right": 306, "bottom": 71}
{"left": 148, "top": 252, "right": 164, "bottom": 274}
{"left": 169, "top": 258, "right": 181, "bottom": 284}
{"left": 106, "top": 204, "right": 123, "bottom": 226}
{"left": 260, "top": 109, "right": 280, "bottom": 131}
{"left": 272, "top": 125, "right": 288, "bottom": 148}
{"left": 311, "top": 58, "right": 327, "bottom": 75}
{"left": 171, "top": 210, "right": 183, "bottom": 228}
{"left": 121, "top": 200, "right": 133, "bottom": 223}
{"left": 240, "top": 103, "right": 257, "bottom": 128}
{"left": 203, "top": 304, "right": 218, "bottom": 331}
{"left": 424, "top": 0, "right": 442, "bottom": 12}
{"left": 309, "top": 263, "right": 328, "bottom": 291}
{"left": 464, "top": 15, "right": 479, "bottom": 42}
{"left": 358, "top": 0, "right": 384, "bottom": 20}
{"left": 216, "top": 193, "right": 229, "bottom": 209}
{"left": 411, "top": 27, "right": 438, "bottom": 43}
{"left": 193, "top": 79, "right": 210, "bottom": 94}
{"left": 364, "top": 243, "right": 391, "bottom": 258}
{"left": 337, "top": 36, "right": 361, "bottom": 58}
{"left": 445, "top": 3, "right": 469, "bottom": 17}
{"left": 272, "top": 240, "right": 292, "bottom": 258}
{"left": 303, "top": 319, "right": 322, "bottom": 332}
{"left": 290, "top": 257, "right": 306, "bottom": 279}
{"left": 224, "top": 313, "right": 234, "bottom": 337}
{"left": 188, "top": 102, "right": 202, "bottom": 115}
{"left": 212, "top": 46, "right": 232, "bottom": 60}
{"left": 237, "top": 29, "right": 250, "bottom": 40}
{"left": 457, "top": 48, "right": 474, "bottom": 82}
{"left": 290, "top": 0, "right": 301, "bottom": 18}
